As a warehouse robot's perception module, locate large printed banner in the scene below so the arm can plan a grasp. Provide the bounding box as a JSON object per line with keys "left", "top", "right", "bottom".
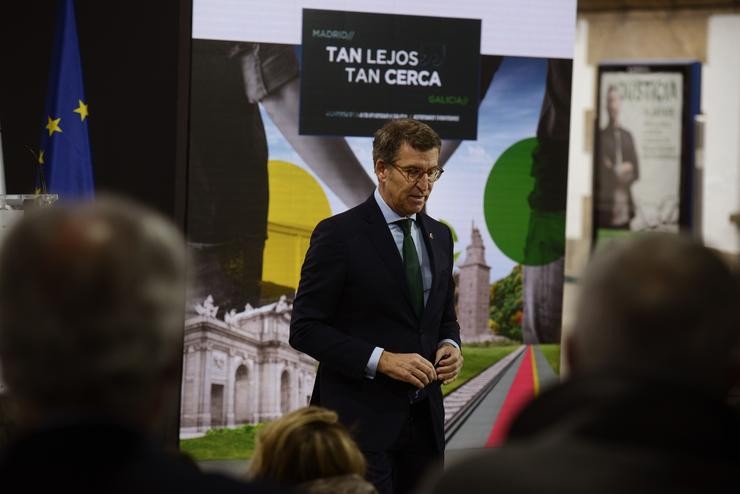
{"left": 300, "top": 9, "right": 481, "bottom": 138}
{"left": 181, "top": 0, "right": 576, "bottom": 449}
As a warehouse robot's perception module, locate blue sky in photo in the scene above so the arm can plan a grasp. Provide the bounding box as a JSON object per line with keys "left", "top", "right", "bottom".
{"left": 261, "top": 55, "right": 549, "bottom": 282}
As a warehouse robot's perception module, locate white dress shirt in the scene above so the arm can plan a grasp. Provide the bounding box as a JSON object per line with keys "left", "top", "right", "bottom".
{"left": 365, "top": 189, "right": 459, "bottom": 379}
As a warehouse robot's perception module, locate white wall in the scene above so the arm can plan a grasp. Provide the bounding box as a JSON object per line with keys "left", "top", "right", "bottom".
{"left": 701, "top": 15, "right": 740, "bottom": 255}
{"left": 565, "top": 19, "right": 594, "bottom": 241}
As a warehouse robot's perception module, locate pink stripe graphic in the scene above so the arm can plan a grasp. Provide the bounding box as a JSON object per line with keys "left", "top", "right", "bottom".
{"left": 485, "top": 346, "right": 536, "bottom": 447}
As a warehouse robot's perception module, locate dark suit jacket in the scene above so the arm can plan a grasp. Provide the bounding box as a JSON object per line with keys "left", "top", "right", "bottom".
{"left": 290, "top": 195, "right": 460, "bottom": 453}
{"left": 596, "top": 125, "right": 640, "bottom": 228}
{"left": 0, "top": 420, "right": 282, "bottom": 493}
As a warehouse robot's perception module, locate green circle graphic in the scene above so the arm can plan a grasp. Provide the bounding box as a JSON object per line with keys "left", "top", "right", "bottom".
{"left": 483, "top": 137, "right": 565, "bottom": 266}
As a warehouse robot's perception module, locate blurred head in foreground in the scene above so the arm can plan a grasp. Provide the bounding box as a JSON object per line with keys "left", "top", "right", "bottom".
{"left": 250, "top": 406, "right": 375, "bottom": 492}
{"left": 568, "top": 232, "right": 740, "bottom": 395}
{"left": 0, "top": 196, "right": 186, "bottom": 430}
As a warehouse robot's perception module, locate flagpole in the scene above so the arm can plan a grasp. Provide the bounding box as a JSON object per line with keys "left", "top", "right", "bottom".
{"left": 0, "top": 123, "right": 6, "bottom": 195}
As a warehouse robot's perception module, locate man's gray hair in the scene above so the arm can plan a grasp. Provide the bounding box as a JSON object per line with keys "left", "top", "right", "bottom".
{"left": 571, "top": 233, "right": 740, "bottom": 392}
{"left": 372, "top": 118, "right": 441, "bottom": 166}
{"left": 0, "top": 196, "right": 186, "bottom": 419}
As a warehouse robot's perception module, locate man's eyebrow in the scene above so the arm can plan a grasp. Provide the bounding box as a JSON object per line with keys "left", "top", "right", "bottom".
{"left": 399, "top": 164, "right": 435, "bottom": 169}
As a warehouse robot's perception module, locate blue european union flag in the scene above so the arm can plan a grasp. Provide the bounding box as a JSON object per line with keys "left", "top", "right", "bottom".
{"left": 38, "top": 0, "right": 94, "bottom": 198}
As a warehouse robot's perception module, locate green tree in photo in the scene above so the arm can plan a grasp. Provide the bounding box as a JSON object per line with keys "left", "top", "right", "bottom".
{"left": 489, "top": 264, "right": 523, "bottom": 341}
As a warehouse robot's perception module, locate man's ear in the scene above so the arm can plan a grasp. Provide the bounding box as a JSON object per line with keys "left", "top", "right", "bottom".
{"left": 375, "top": 160, "right": 387, "bottom": 183}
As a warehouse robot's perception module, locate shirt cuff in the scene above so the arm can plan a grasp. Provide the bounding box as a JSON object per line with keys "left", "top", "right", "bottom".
{"left": 438, "top": 339, "right": 460, "bottom": 350}
{"left": 365, "top": 347, "right": 384, "bottom": 379}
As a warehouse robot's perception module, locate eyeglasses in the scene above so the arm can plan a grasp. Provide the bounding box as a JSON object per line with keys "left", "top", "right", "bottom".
{"left": 389, "top": 163, "right": 444, "bottom": 183}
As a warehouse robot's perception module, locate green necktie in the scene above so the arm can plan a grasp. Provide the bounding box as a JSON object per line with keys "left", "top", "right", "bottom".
{"left": 397, "top": 219, "right": 424, "bottom": 316}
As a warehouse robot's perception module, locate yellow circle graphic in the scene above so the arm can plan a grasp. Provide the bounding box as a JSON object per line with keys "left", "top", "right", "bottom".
{"left": 261, "top": 160, "right": 332, "bottom": 291}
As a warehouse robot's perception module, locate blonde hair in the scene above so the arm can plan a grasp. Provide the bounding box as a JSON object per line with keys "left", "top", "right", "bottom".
{"left": 249, "top": 406, "right": 366, "bottom": 485}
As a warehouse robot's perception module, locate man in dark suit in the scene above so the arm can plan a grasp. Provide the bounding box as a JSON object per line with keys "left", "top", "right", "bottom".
{"left": 290, "top": 118, "right": 463, "bottom": 494}
{"left": 596, "top": 85, "right": 639, "bottom": 229}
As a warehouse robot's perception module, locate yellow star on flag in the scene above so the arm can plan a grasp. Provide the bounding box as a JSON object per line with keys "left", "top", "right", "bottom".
{"left": 46, "top": 116, "right": 62, "bottom": 136}
{"left": 73, "top": 100, "right": 89, "bottom": 121}
{"left": 38, "top": 150, "right": 45, "bottom": 164}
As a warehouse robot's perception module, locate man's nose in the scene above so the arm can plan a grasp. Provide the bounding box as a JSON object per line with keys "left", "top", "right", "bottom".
{"left": 416, "top": 173, "right": 430, "bottom": 191}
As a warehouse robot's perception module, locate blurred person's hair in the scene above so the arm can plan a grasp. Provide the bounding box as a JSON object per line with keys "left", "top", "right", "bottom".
{"left": 372, "top": 118, "right": 441, "bottom": 166}
{"left": 0, "top": 196, "right": 186, "bottom": 425}
{"left": 569, "top": 232, "right": 740, "bottom": 394}
{"left": 249, "top": 406, "right": 366, "bottom": 485}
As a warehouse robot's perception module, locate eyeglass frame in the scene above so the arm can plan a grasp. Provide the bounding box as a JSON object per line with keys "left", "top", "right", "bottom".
{"left": 386, "top": 161, "right": 445, "bottom": 183}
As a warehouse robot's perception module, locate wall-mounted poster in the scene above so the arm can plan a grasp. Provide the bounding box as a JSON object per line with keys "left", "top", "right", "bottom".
{"left": 593, "top": 62, "right": 701, "bottom": 243}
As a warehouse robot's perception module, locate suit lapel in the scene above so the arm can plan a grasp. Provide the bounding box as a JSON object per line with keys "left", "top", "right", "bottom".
{"left": 417, "top": 213, "right": 437, "bottom": 296}
{"left": 418, "top": 213, "right": 444, "bottom": 327}
{"left": 359, "top": 197, "right": 417, "bottom": 316}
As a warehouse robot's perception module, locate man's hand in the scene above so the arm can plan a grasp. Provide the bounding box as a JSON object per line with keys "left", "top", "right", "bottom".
{"left": 435, "top": 344, "right": 463, "bottom": 385}
{"left": 378, "top": 351, "right": 437, "bottom": 389}
{"left": 615, "top": 161, "right": 636, "bottom": 184}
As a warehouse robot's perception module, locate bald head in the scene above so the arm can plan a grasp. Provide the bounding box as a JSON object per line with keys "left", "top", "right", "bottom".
{"left": 0, "top": 196, "right": 186, "bottom": 425}
{"left": 569, "top": 233, "right": 740, "bottom": 393}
